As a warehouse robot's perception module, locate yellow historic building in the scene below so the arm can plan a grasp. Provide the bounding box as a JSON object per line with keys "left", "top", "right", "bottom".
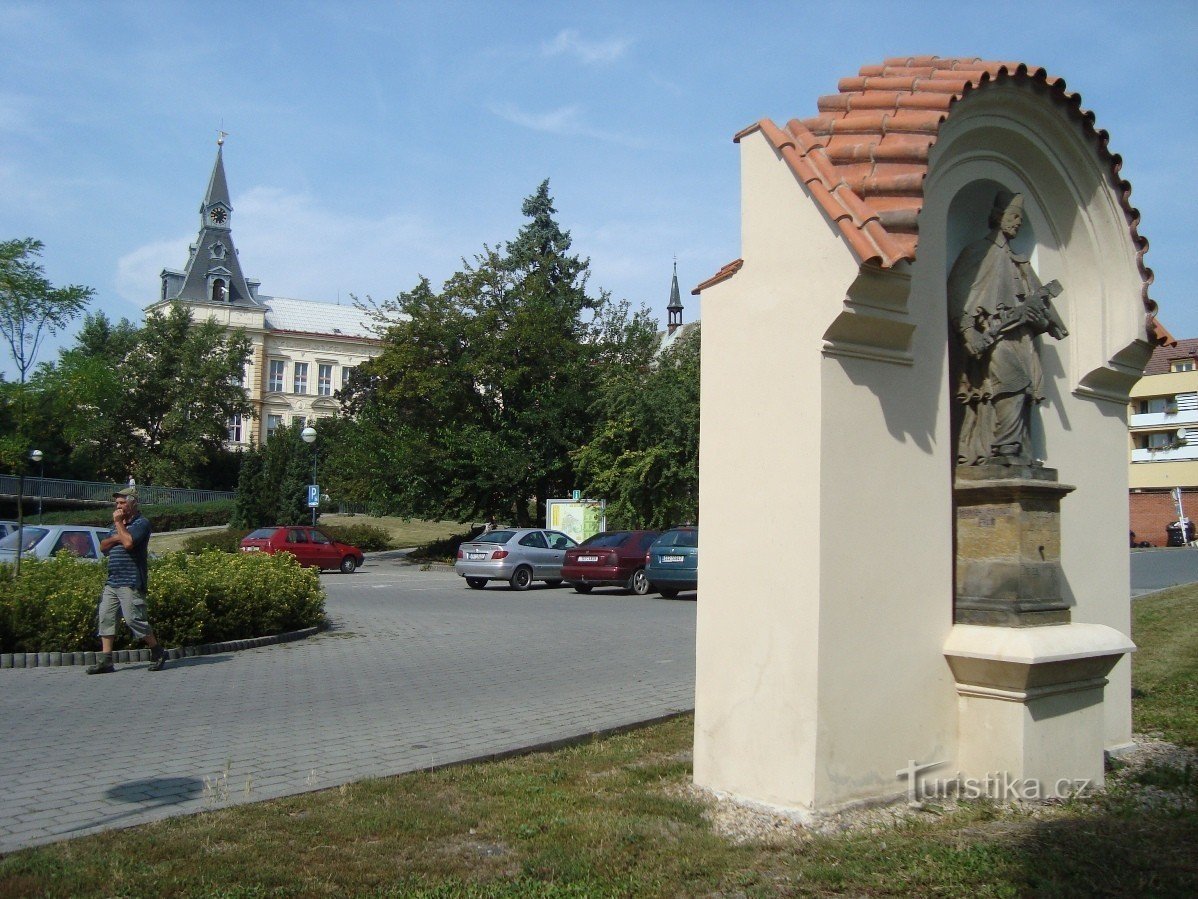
{"left": 146, "top": 141, "right": 381, "bottom": 447}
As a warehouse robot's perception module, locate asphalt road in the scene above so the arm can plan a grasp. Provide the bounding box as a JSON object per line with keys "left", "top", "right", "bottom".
{"left": 0, "top": 561, "right": 697, "bottom": 853}
{"left": 1130, "top": 546, "right": 1198, "bottom": 597}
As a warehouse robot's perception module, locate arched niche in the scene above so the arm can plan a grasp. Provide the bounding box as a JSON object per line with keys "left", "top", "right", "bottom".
{"left": 924, "top": 79, "right": 1153, "bottom": 409}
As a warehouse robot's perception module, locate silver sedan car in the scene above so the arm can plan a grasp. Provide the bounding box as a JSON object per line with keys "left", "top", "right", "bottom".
{"left": 0, "top": 524, "right": 111, "bottom": 563}
{"left": 455, "top": 528, "right": 578, "bottom": 590}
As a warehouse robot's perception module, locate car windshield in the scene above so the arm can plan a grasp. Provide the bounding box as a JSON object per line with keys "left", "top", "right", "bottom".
{"left": 246, "top": 528, "right": 277, "bottom": 540}
{"left": 474, "top": 530, "right": 517, "bottom": 544}
{"left": 0, "top": 527, "right": 49, "bottom": 552}
{"left": 656, "top": 529, "right": 698, "bottom": 548}
{"left": 579, "top": 532, "right": 630, "bottom": 548}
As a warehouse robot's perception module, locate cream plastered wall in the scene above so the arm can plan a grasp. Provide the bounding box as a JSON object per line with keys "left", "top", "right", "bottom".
{"left": 694, "top": 129, "right": 957, "bottom": 811}
{"left": 926, "top": 83, "right": 1151, "bottom": 752}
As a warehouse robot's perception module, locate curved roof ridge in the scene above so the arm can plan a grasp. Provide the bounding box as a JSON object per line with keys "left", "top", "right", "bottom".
{"left": 732, "top": 57, "right": 1155, "bottom": 320}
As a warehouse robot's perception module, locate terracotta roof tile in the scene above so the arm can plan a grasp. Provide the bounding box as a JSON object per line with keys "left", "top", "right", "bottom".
{"left": 691, "top": 259, "right": 743, "bottom": 296}
{"left": 722, "top": 56, "right": 1157, "bottom": 330}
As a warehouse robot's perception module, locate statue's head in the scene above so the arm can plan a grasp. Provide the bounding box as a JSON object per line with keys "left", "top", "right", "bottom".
{"left": 988, "top": 190, "right": 1025, "bottom": 238}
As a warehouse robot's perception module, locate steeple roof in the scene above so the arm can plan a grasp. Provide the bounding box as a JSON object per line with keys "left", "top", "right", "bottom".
{"left": 168, "top": 140, "right": 259, "bottom": 306}
{"left": 202, "top": 142, "right": 232, "bottom": 211}
{"left": 667, "top": 260, "right": 683, "bottom": 313}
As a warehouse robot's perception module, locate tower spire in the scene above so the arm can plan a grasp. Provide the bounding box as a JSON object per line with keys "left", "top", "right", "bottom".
{"left": 667, "top": 258, "right": 684, "bottom": 335}
{"left": 161, "top": 140, "right": 258, "bottom": 307}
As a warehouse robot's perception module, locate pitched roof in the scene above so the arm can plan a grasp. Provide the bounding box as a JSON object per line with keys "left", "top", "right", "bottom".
{"left": 727, "top": 57, "right": 1157, "bottom": 324}
{"left": 1142, "top": 337, "right": 1198, "bottom": 376}
{"left": 260, "top": 296, "right": 380, "bottom": 341}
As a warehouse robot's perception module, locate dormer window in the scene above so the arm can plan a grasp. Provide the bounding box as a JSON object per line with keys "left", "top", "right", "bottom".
{"left": 211, "top": 241, "right": 227, "bottom": 260}
{"left": 211, "top": 279, "right": 227, "bottom": 303}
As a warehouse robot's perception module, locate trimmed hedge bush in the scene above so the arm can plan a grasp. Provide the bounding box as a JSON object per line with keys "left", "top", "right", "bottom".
{"left": 320, "top": 523, "right": 393, "bottom": 552}
{"left": 181, "top": 528, "right": 250, "bottom": 554}
{"left": 410, "top": 528, "right": 484, "bottom": 563}
{"left": 30, "top": 500, "right": 235, "bottom": 531}
{"left": 0, "top": 551, "right": 325, "bottom": 653}
{"left": 178, "top": 524, "right": 393, "bottom": 554}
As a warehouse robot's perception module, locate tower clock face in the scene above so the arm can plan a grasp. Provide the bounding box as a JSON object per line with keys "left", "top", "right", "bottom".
{"left": 208, "top": 207, "right": 228, "bottom": 225}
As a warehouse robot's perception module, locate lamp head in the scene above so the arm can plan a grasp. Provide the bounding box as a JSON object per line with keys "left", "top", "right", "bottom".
{"left": 30, "top": 449, "right": 43, "bottom": 462}
{"left": 301, "top": 426, "right": 317, "bottom": 444}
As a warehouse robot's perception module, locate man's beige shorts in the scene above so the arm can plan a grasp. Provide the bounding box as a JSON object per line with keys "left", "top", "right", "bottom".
{"left": 97, "top": 585, "right": 154, "bottom": 639}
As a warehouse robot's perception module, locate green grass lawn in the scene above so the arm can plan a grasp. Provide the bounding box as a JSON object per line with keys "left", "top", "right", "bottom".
{"left": 2, "top": 590, "right": 1195, "bottom": 897}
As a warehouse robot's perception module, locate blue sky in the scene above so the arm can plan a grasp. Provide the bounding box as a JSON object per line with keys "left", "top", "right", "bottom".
{"left": 1, "top": 0, "right": 1195, "bottom": 378}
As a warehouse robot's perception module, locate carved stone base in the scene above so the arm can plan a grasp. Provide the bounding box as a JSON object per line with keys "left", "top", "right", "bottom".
{"left": 943, "top": 624, "right": 1134, "bottom": 796}
{"left": 954, "top": 464, "right": 1075, "bottom": 626}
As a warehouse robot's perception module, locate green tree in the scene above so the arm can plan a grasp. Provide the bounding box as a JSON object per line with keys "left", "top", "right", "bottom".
{"left": 33, "top": 304, "right": 252, "bottom": 486}
{"left": 335, "top": 182, "right": 655, "bottom": 525}
{"left": 231, "top": 444, "right": 267, "bottom": 529}
{"left": 573, "top": 325, "right": 700, "bottom": 529}
{"left": 0, "top": 238, "right": 92, "bottom": 572}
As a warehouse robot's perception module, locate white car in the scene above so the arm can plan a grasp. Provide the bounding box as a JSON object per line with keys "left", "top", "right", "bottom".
{"left": 0, "top": 525, "right": 111, "bottom": 563}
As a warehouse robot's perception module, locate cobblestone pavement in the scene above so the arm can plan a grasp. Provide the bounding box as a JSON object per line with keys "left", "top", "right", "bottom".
{"left": 0, "top": 562, "right": 696, "bottom": 853}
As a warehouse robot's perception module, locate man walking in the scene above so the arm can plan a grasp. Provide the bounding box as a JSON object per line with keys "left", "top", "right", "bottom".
{"left": 86, "top": 487, "right": 166, "bottom": 674}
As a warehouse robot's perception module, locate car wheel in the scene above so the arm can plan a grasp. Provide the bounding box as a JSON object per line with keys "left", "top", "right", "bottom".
{"left": 339, "top": 556, "right": 356, "bottom": 574}
{"left": 544, "top": 579, "right": 562, "bottom": 588}
{"left": 658, "top": 588, "right": 679, "bottom": 599}
{"left": 573, "top": 584, "right": 593, "bottom": 594}
{"left": 627, "top": 568, "right": 651, "bottom": 596}
{"left": 466, "top": 577, "right": 487, "bottom": 590}
{"left": 509, "top": 566, "right": 533, "bottom": 591}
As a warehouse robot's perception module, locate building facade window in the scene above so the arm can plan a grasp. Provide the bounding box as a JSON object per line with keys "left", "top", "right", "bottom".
{"left": 268, "top": 360, "right": 285, "bottom": 392}
{"left": 342, "top": 366, "right": 353, "bottom": 388}
{"left": 293, "top": 362, "right": 308, "bottom": 394}
{"left": 1138, "top": 397, "right": 1175, "bottom": 415}
{"left": 227, "top": 413, "right": 242, "bottom": 443}
{"left": 266, "top": 414, "right": 283, "bottom": 440}
{"left": 1172, "top": 360, "right": 1196, "bottom": 373}
{"left": 293, "top": 415, "right": 307, "bottom": 428}
{"left": 318, "top": 363, "right": 333, "bottom": 396}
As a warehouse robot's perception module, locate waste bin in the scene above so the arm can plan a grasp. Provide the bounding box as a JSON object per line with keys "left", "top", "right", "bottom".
{"left": 1165, "top": 519, "right": 1196, "bottom": 546}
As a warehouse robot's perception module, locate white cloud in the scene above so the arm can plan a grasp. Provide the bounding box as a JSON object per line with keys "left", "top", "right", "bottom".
{"left": 542, "top": 29, "right": 631, "bottom": 65}
{"left": 115, "top": 236, "right": 192, "bottom": 304}
{"left": 489, "top": 103, "right": 647, "bottom": 148}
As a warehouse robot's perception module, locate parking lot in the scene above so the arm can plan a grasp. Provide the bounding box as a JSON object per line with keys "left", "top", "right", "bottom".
{"left": 0, "top": 561, "right": 696, "bottom": 853}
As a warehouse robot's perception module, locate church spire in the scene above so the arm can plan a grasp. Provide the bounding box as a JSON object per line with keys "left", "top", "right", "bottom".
{"left": 667, "top": 258, "right": 684, "bottom": 335}
{"left": 161, "top": 137, "right": 259, "bottom": 307}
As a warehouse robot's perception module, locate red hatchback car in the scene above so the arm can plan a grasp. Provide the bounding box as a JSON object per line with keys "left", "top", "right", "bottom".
{"left": 561, "top": 530, "right": 660, "bottom": 595}
{"left": 240, "top": 526, "right": 364, "bottom": 573}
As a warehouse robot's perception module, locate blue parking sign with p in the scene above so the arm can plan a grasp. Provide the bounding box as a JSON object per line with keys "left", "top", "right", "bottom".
{"left": 307, "top": 484, "right": 320, "bottom": 508}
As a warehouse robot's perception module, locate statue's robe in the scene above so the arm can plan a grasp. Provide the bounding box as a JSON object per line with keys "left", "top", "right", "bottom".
{"left": 948, "top": 229, "right": 1045, "bottom": 464}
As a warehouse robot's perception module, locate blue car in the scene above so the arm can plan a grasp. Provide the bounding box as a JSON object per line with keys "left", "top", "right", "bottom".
{"left": 644, "top": 527, "right": 698, "bottom": 598}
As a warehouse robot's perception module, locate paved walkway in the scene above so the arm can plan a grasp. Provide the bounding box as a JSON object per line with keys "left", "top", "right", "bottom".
{"left": 0, "top": 563, "right": 696, "bottom": 853}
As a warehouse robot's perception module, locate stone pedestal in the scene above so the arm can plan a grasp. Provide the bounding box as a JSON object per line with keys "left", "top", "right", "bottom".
{"left": 948, "top": 464, "right": 1134, "bottom": 796}
{"left": 943, "top": 624, "right": 1134, "bottom": 795}
{"left": 954, "top": 465, "right": 1075, "bottom": 626}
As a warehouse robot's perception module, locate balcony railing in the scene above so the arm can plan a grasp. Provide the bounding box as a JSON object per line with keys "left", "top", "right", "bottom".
{"left": 1131, "top": 445, "right": 1198, "bottom": 464}
{"left": 0, "top": 476, "right": 234, "bottom": 506}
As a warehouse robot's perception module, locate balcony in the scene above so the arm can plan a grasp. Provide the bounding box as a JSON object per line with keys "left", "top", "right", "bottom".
{"left": 1131, "top": 444, "right": 1198, "bottom": 463}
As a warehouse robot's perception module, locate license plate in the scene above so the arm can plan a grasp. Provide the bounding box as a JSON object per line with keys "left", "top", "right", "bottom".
{"left": 242, "top": 546, "right": 260, "bottom": 552}
{"left": 468, "top": 552, "right": 487, "bottom": 560}
{"left": 661, "top": 555, "right": 684, "bottom": 563}
{"left": 578, "top": 555, "right": 599, "bottom": 563}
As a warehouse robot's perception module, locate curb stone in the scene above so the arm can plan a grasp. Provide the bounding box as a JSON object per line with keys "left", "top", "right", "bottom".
{"left": 0, "top": 626, "right": 320, "bottom": 670}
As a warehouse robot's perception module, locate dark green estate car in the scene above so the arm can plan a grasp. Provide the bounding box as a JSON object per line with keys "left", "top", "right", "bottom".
{"left": 644, "top": 527, "right": 698, "bottom": 598}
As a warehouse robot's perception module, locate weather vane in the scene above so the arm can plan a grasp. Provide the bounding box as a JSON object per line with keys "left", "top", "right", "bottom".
{"left": 216, "top": 128, "right": 229, "bottom": 147}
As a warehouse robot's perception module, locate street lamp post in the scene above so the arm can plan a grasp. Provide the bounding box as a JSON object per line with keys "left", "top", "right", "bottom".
{"left": 301, "top": 426, "right": 318, "bottom": 526}
{"left": 30, "top": 449, "right": 43, "bottom": 523}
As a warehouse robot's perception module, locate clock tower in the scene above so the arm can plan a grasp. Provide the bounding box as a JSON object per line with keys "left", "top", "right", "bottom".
{"left": 159, "top": 136, "right": 260, "bottom": 307}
